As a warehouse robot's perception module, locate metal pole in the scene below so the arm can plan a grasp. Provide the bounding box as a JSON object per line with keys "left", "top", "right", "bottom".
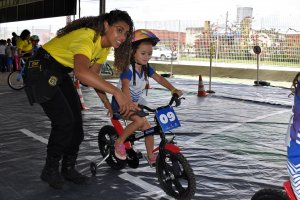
{"left": 256, "top": 54, "right": 259, "bottom": 85}
{"left": 209, "top": 51, "right": 212, "bottom": 90}
{"left": 207, "top": 43, "right": 215, "bottom": 94}
{"left": 100, "top": 0, "right": 106, "bottom": 15}
{"left": 170, "top": 55, "right": 173, "bottom": 76}
{"left": 78, "top": 0, "right": 81, "bottom": 18}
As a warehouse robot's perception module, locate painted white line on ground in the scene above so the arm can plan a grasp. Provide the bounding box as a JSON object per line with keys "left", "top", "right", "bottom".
{"left": 18, "top": 128, "right": 181, "bottom": 198}
{"left": 186, "top": 109, "right": 290, "bottom": 143}
{"left": 19, "top": 128, "right": 48, "bottom": 144}
{"left": 0, "top": 92, "right": 12, "bottom": 95}
{"left": 118, "top": 172, "right": 174, "bottom": 199}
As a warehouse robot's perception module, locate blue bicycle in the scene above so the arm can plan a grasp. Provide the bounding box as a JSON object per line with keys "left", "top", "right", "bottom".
{"left": 7, "top": 58, "right": 27, "bottom": 90}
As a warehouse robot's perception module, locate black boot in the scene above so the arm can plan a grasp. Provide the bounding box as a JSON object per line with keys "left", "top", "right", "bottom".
{"left": 40, "top": 156, "right": 64, "bottom": 189}
{"left": 61, "top": 154, "right": 89, "bottom": 184}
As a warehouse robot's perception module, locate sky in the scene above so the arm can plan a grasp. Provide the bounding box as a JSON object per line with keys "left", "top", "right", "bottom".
{"left": 1, "top": 0, "right": 300, "bottom": 35}
{"left": 103, "top": 0, "right": 300, "bottom": 22}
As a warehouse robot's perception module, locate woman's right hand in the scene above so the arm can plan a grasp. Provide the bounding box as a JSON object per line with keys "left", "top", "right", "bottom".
{"left": 114, "top": 91, "right": 139, "bottom": 118}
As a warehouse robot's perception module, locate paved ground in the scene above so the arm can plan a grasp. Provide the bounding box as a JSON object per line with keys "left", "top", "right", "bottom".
{"left": 0, "top": 73, "right": 8, "bottom": 86}
{"left": 0, "top": 70, "right": 296, "bottom": 200}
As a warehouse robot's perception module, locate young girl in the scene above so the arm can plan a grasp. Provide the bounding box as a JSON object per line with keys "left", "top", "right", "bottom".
{"left": 111, "top": 29, "right": 183, "bottom": 165}
{"left": 287, "top": 72, "right": 300, "bottom": 199}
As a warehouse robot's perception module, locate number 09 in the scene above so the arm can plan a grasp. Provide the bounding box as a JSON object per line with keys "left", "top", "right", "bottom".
{"left": 159, "top": 111, "right": 176, "bottom": 124}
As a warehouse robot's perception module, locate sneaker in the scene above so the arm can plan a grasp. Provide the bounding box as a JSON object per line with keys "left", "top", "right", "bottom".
{"left": 114, "top": 143, "right": 126, "bottom": 160}
{"left": 145, "top": 154, "right": 157, "bottom": 167}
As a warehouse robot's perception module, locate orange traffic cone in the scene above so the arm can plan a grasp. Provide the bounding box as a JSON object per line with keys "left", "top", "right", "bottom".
{"left": 197, "top": 75, "right": 208, "bottom": 97}
{"left": 74, "top": 79, "right": 89, "bottom": 110}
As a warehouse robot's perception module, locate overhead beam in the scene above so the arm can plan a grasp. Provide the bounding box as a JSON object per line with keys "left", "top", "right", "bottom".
{"left": 0, "top": 0, "right": 77, "bottom": 23}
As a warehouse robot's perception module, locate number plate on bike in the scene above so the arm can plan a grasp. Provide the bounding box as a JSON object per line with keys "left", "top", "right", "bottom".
{"left": 156, "top": 106, "right": 181, "bottom": 132}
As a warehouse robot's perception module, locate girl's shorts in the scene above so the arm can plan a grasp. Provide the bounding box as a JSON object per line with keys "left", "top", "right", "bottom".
{"left": 111, "top": 96, "right": 121, "bottom": 119}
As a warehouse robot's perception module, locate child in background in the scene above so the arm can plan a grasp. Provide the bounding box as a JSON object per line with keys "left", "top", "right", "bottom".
{"left": 5, "top": 39, "right": 13, "bottom": 72}
{"left": 111, "top": 29, "right": 183, "bottom": 165}
{"left": 287, "top": 72, "right": 300, "bottom": 199}
{"left": 0, "top": 39, "right": 6, "bottom": 72}
{"left": 30, "top": 35, "right": 40, "bottom": 57}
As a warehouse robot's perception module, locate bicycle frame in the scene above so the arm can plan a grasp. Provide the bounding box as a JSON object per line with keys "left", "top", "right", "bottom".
{"left": 284, "top": 180, "right": 297, "bottom": 200}
{"left": 7, "top": 57, "right": 27, "bottom": 90}
{"left": 111, "top": 112, "right": 181, "bottom": 154}
{"left": 18, "top": 59, "right": 26, "bottom": 79}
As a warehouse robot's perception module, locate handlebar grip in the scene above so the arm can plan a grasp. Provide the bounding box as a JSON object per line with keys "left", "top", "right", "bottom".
{"left": 169, "top": 94, "right": 181, "bottom": 107}
{"left": 138, "top": 104, "right": 155, "bottom": 113}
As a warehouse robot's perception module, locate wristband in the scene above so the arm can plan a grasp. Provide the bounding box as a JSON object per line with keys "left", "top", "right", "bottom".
{"left": 171, "top": 88, "right": 177, "bottom": 94}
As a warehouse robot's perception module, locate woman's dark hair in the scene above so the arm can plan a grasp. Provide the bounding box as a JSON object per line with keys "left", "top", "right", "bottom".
{"left": 56, "top": 9, "right": 134, "bottom": 71}
{"left": 20, "top": 29, "right": 30, "bottom": 40}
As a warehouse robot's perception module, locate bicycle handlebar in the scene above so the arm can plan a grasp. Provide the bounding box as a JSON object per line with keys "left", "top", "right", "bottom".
{"left": 136, "top": 94, "right": 184, "bottom": 117}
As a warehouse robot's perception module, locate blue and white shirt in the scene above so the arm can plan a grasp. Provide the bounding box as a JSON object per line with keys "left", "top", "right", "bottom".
{"left": 288, "top": 82, "right": 300, "bottom": 163}
{"left": 287, "top": 82, "right": 300, "bottom": 200}
{"left": 118, "top": 64, "right": 155, "bottom": 104}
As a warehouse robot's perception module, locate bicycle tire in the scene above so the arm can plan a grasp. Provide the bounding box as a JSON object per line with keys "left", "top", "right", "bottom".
{"left": 98, "top": 125, "right": 126, "bottom": 170}
{"left": 7, "top": 70, "right": 24, "bottom": 90}
{"left": 156, "top": 150, "right": 196, "bottom": 199}
{"left": 251, "top": 188, "right": 289, "bottom": 200}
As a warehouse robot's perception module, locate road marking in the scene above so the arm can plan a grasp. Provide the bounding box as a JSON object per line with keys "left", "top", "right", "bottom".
{"left": 18, "top": 129, "right": 187, "bottom": 198}
{"left": 118, "top": 172, "right": 174, "bottom": 199}
{"left": 186, "top": 109, "right": 290, "bottom": 143}
{"left": 19, "top": 128, "right": 48, "bottom": 144}
{"left": 0, "top": 92, "right": 11, "bottom": 95}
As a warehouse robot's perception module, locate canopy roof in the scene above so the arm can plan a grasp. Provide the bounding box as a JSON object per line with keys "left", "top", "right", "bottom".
{"left": 0, "top": 0, "right": 77, "bottom": 23}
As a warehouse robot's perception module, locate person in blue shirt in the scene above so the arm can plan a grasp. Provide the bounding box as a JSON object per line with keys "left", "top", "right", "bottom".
{"left": 111, "top": 29, "right": 183, "bottom": 165}
{"left": 30, "top": 35, "right": 40, "bottom": 57}
{"left": 287, "top": 72, "right": 300, "bottom": 199}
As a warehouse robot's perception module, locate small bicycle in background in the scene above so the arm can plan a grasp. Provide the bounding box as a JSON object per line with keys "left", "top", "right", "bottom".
{"left": 90, "top": 95, "right": 196, "bottom": 199}
{"left": 7, "top": 57, "right": 27, "bottom": 90}
{"left": 251, "top": 180, "right": 297, "bottom": 200}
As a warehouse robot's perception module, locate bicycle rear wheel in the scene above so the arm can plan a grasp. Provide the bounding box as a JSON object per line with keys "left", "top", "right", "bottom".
{"left": 7, "top": 70, "right": 24, "bottom": 90}
{"left": 98, "top": 125, "right": 126, "bottom": 170}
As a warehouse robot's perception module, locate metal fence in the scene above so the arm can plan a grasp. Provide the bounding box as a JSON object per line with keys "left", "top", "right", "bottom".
{"left": 135, "top": 19, "right": 300, "bottom": 67}
{"left": 1, "top": 17, "right": 300, "bottom": 68}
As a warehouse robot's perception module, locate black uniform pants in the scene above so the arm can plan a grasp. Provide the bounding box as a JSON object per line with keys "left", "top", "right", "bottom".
{"left": 40, "top": 73, "right": 83, "bottom": 158}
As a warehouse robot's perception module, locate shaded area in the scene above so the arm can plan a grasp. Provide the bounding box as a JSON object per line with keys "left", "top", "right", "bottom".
{"left": 0, "top": 0, "right": 76, "bottom": 23}
{"left": 0, "top": 77, "right": 293, "bottom": 199}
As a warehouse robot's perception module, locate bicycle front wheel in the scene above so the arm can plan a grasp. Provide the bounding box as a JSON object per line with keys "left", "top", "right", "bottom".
{"left": 156, "top": 150, "right": 196, "bottom": 199}
{"left": 251, "top": 188, "right": 289, "bottom": 200}
{"left": 7, "top": 70, "right": 24, "bottom": 90}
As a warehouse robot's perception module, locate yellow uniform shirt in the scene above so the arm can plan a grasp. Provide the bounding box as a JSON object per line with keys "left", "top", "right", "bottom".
{"left": 43, "top": 28, "right": 111, "bottom": 68}
{"left": 16, "top": 38, "right": 32, "bottom": 53}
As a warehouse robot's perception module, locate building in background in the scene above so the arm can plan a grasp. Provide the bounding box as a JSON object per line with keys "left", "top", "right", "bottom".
{"left": 236, "top": 7, "right": 253, "bottom": 25}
